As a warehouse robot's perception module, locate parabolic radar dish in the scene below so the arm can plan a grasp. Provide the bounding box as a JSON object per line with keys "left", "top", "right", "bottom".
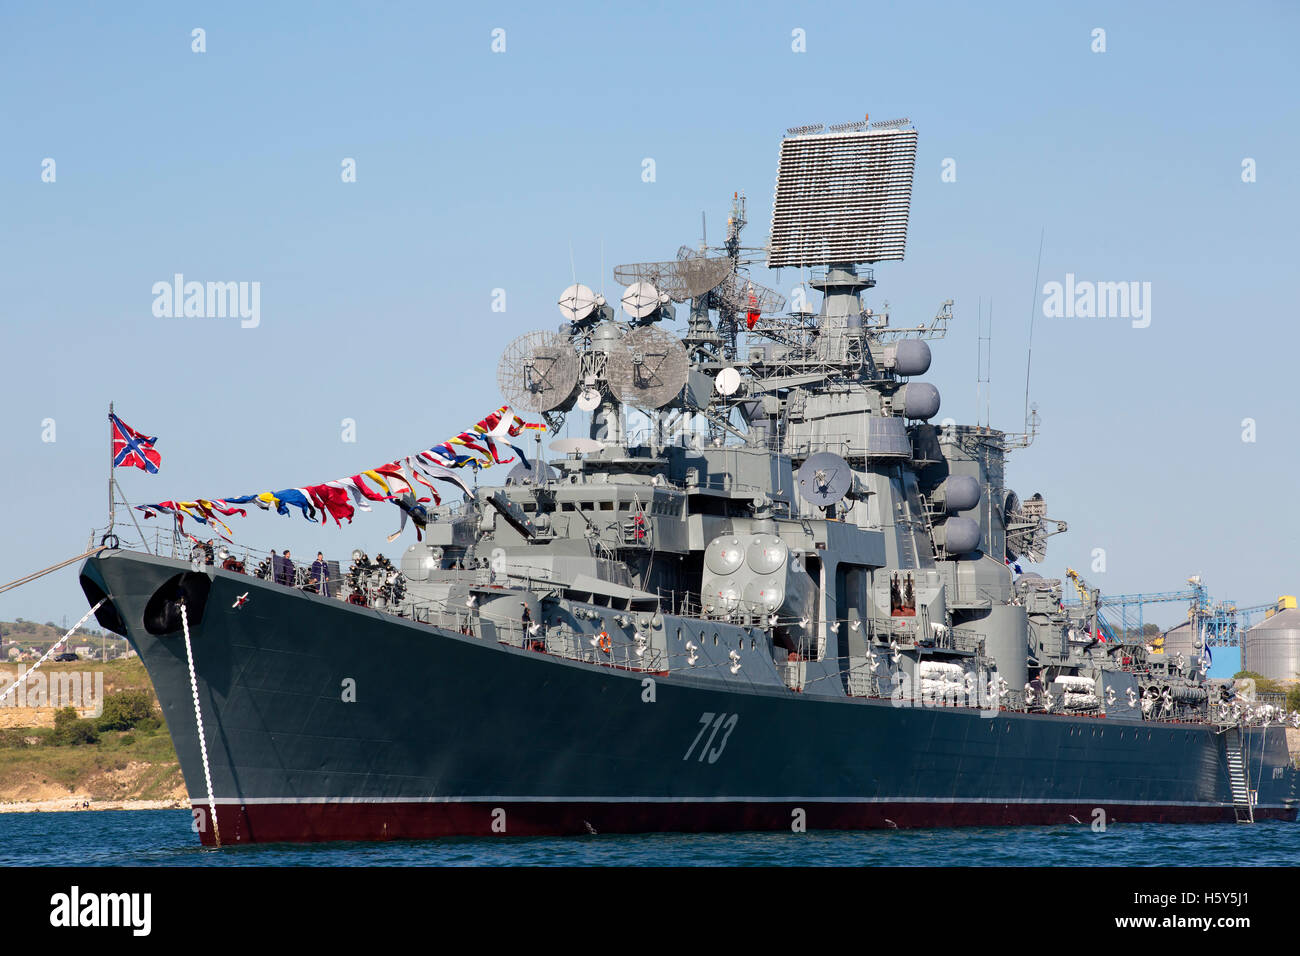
{"left": 614, "top": 254, "right": 733, "bottom": 302}
{"left": 796, "top": 452, "right": 854, "bottom": 508}
{"left": 497, "top": 330, "right": 579, "bottom": 413}
{"left": 606, "top": 326, "right": 690, "bottom": 409}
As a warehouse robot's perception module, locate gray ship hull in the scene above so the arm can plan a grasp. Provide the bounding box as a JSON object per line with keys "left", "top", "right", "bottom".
{"left": 81, "top": 551, "right": 1298, "bottom": 845}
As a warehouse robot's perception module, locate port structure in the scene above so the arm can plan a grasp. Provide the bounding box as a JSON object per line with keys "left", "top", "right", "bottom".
{"left": 1065, "top": 572, "right": 1282, "bottom": 649}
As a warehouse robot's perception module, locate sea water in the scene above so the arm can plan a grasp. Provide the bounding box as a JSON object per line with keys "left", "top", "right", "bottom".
{"left": 0, "top": 811, "right": 1297, "bottom": 866}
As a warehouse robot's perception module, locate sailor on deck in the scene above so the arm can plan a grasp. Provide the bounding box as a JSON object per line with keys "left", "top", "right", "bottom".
{"left": 311, "top": 552, "right": 330, "bottom": 597}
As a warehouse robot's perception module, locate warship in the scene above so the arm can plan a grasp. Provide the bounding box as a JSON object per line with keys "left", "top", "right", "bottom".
{"left": 79, "top": 118, "right": 1298, "bottom": 845}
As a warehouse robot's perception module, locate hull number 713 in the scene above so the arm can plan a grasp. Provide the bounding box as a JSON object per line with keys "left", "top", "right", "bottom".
{"left": 683, "top": 712, "right": 740, "bottom": 763}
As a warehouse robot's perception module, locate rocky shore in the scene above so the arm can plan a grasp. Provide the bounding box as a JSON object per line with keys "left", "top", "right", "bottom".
{"left": 0, "top": 797, "right": 186, "bottom": 813}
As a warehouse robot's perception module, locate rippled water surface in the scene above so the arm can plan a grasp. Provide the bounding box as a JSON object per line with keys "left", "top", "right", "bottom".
{"left": 1, "top": 811, "right": 1297, "bottom": 866}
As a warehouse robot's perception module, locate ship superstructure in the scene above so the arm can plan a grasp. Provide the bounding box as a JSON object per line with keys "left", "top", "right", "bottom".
{"left": 79, "top": 118, "right": 1297, "bottom": 844}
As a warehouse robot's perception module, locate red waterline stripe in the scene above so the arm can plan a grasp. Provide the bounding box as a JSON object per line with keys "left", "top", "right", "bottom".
{"left": 196, "top": 800, "right": 1297, "bottom": 846}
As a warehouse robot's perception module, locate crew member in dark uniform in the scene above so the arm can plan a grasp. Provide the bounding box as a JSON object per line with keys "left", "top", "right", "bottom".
{"left": 522, "top": 603, "right": 542, "bottom": 650}
{"left": 1029, "top": 673, "right": 1045, "bottom": 709}
{"left": 311, "top": 552, "right": 330, "bottom": 597}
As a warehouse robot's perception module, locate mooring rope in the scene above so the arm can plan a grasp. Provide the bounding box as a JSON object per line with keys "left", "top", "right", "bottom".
{"left": 0, "top": 545, "right": 108, "bottom": 596}
{"left": 180, "top": 603, "right": 221, "bottom": 849}
{"left": 0, "top": 600, "right": 105, "bottom": 706}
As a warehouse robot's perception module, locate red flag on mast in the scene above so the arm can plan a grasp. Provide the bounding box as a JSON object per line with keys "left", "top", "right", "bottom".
{"left": 110, "top": 413, "right": 161, "bottom": 473}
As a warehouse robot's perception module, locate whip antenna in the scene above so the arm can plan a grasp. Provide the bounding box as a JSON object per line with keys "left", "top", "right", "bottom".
{"left": 1023, "top": 228, "right": 1044, "bottom": 427}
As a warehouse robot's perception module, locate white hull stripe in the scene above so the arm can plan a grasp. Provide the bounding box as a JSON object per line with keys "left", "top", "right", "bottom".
{"left": 192, "top": 795, "right": 1291, "bottom": 810}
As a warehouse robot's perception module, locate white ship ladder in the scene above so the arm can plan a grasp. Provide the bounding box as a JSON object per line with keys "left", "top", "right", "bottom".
{"left": 1224, "top": 724, "right": 1254, "bottom": 824}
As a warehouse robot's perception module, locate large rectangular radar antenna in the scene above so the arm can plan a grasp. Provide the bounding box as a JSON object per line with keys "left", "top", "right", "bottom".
{"left": 767, "top": 121, "right": 918, "bottom": 269}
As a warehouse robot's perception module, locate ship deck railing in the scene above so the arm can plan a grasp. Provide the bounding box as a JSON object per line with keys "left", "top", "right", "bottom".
{"left": 399, "top": 598, "right": 673, "bottom": 674}
{"left": 89, "top": 535, "right": 1254, "bottom": 728}
{"left": 99, "top": 526, "right": 364, "bottom": 594}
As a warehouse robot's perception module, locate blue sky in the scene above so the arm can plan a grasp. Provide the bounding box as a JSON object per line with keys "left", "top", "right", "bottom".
{"left": 2, "top": 1, "right": 1297, "bottom": 674}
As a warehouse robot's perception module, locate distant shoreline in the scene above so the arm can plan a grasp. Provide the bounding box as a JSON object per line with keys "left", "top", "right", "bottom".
{"left": 0, "top": 798, "right": 186, "bottom": 814}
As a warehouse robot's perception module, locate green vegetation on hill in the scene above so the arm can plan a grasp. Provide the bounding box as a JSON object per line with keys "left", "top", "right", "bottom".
{"left": 97, "top": 690, "right": 157, "bottom": 731}
{"left": 44, "top": 690, "right": 164, "bottom": 746}
{"left": 0, "top": 721, "right": 181, "bottom": 800}
{"left": 0, "top": 657, "right": 182, "bottom": 802}
{"left": 50, "top": 707, "right": 98, "bottom": 745}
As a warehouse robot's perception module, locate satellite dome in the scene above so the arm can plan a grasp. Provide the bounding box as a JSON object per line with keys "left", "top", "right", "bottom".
{"left": 400, "top": 545, "right": 439, "bottom": 582}
{"left": 934, "top": 516, "right": 980, "bottom": 554}
{"left": 894, "top": 340, "right": 932, "bottom": 376}
{"left": 934, "top": 474, "right": 981, "bottom": 513}
{"left": 896, "top": 382, "right": 940, "bottom": 420}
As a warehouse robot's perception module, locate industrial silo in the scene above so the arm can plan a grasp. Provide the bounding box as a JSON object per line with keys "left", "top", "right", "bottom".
{"left": 1243, "top": 598, "right": 1300, "bottom": 683}
{"left": 1158, "top": 621, "right": 1202, "bottom": 659}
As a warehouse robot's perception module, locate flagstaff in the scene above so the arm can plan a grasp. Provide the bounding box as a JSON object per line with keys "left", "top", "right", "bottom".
{"left": 107, "top": 400, "right": 116, "bottom": 537}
